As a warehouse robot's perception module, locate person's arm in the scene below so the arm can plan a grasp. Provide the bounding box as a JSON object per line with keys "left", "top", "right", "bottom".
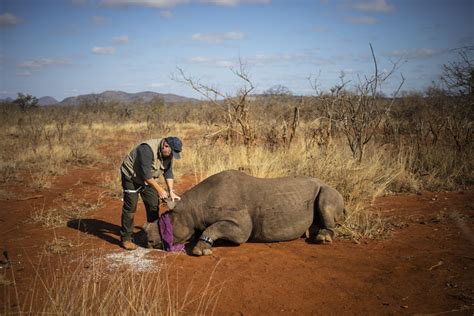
{"left": 145, "top": 178, "right": 169, "bottom": 200}
{"left": 163, "top": 159, "right": 180, "bottom": 201}
{"left": 165, "top": 178, "right": 180, "bottom": 201}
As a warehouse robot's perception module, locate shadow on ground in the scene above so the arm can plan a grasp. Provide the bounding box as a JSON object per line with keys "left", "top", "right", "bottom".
{"left": 68, "top": 219, "right": 122, "bottom": 247}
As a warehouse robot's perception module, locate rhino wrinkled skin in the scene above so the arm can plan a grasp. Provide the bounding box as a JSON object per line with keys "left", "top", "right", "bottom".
{"left": 144, "top": 170, "right": 345, "bottom": 256}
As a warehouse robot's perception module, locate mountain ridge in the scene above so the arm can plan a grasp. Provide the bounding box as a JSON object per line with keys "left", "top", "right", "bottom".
{"left": 1, "top": 90, "right": 197, "bottom": 106}
{"left": 60, "top": 90, "right": 197, "bottom": 105}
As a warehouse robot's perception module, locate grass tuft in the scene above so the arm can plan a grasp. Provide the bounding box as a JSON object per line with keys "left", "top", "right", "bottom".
{"left": 0, "top": 273, "right": 12, "bottom": 286}
{"left": 44, "top": 237, "right": 74, "bottom": 255}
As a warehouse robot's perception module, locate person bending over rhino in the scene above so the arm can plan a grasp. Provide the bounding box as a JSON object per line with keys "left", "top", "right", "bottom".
{"left": 119, "top": 136, "right": 183, "bottom": 250}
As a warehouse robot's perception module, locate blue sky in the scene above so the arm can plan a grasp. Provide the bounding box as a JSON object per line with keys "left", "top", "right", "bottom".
{"left": 0, "top": 0, "right": 473, "bottom": 101}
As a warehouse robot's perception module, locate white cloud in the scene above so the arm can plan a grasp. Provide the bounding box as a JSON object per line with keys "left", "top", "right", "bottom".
{"left": 188, "top": 56, "right": 235, "bottom": 67}
{"left": 159, "top": 10, "right": 173, "bottom": 18}
{"left": 92, "top": 46, "right": 116, "bottom": 54}
{"left": 192, "top": 31, "right": 244, "bottom": 44}
{"left": 188, "top": 52, "right": 312, "bottom": 67}
{"left": 18, "top": 58, "right": 70, "bottom": 69}
{"left": 100, "top": 0, "right": 189, "bottom": 8}
{"left": 347, "top": 16, "right": 378, "bottom": 25}
{"left": 16, "top": 70, "right": 32, "bottom": 76}
{"left": 0, "top": 13, "right": 23, "bottom": 27}
{"left": 383, "top": 48, "right": 438, "bottom": 59}
{"left": 198, "top": 0, "right": 270, "bottom": 6}
{"left": 351, "top": 0, "right": 394, "bottom": 13}
{"left": 112, "top": 35, "right": 129, "bottom": 44}
{"left": 247, "top": 52, "right": 312, "bottom": 65}
{"left": 312, "top": 26, "right": 329, "bottom": 33}
{"left": 189, "top": 57, "right": 208, "bottom": 63}
{"left": 92, "top": 15, "right": 107, "bottom": 25}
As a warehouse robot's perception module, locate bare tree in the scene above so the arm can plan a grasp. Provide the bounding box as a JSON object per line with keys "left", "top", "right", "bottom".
{"left": 439, "top": 47, "right": 474, "bottom": 153}
{"left": 446, "top": 114, "right": 472, "bottom": 153}
{"left": 311, "top": 44, "right": 405, "bottom": 162}
{"left": 309, "top": 71, "right": 350, "bottom": 145}
{"left": 440, "top": 46, "right": 474, "bottom": 96}
{"left": 337, "top": 44, "right": 405, "bottom": 162}
{"left": 174, "top": 60, "right": 256, "bottom": 145}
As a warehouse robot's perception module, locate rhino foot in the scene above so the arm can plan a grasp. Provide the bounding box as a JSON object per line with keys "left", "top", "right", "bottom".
{"left": 315, "top": 229, "right": 334, "bottom": 244}
{"left": 192, "top": 240, "right": 213, "bottom": 256}
{"left": 202, "top": 248, "right": 213, "bottom": 255}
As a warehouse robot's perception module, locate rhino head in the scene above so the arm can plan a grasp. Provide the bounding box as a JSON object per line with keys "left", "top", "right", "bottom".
{"left": 142, "top": 198, "right": 179, "bottom": 249}
{"left": 143, "top": 220, "right": 162, "bottom": 249}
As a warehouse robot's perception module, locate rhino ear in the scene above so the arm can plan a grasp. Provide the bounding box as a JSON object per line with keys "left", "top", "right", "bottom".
{"left": 164, "top": 198, "right": 177, "bottom": 210}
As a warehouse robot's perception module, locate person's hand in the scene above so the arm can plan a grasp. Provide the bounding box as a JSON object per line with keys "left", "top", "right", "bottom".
{"left": 158, "top": 188, "right": 169, "bottom": 200}
{"left": 170, "top": 190, "right": 181, "bottom": 201}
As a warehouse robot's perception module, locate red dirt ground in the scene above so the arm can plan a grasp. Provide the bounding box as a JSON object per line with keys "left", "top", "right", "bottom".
{"left": 1, "top": 167, "right": 473, "bottom": 315}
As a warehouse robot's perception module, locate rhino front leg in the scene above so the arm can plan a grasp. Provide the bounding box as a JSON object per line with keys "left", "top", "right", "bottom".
{"left": 192, "top": 219, "right": 251, "bottom": 256}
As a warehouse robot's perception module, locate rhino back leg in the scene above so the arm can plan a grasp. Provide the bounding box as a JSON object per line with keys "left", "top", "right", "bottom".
{"left": 310, "top": 186, "right": 345, "bottom": 244}
{"left": 192, "top": 215, "right": 252, "bottom": 256}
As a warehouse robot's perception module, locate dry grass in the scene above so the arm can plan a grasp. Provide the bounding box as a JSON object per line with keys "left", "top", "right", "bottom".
{"left": 100, "top": 173, "right": 123, "bottom": 198}
{"left": 1, "top": 119, "right": 103, "bottom": 183}
{"left": 338, "top": 206, "right": 393, "bottom": 240}
{"left": 0, "top": 273, "right": 12, "bottom": 286}
{"left": 384, "top": 147, "right": 423, "bottom": 193}
{"left": 28, "top": 205, "right": 65, "bottom": 228}
{"left": 28, "top": 168, "right": 54, "bottom": 190}
{"left": 0, "top": 162, "right": 17, "bottom": 184}
{"left": 44, "top": 236, "right": 75, "bottom": 255}
{"left": 67, "top": 127, "right": 103, "bottom": 165}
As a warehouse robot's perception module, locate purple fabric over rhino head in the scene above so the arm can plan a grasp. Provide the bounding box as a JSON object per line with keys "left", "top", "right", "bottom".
{"left": 159, "top": 212, "right": 185, "bottom": 252}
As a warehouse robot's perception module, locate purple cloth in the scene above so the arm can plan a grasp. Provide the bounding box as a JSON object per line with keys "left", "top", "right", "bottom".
{"left": 159, "top": 212, "right": 185, "bottom": 252}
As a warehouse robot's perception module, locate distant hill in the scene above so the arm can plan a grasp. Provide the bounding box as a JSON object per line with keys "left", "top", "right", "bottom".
{"left": 38, "top": 96, "right": 59, "bottom": 106}
{"left": 0, "top": 97, "right": 13, "bottom": 103}
{"left": 0, "top": 96, "right": 58, "bottom": 106}
{"left": 60, "top": 90, "right": 197, "bottom": 106}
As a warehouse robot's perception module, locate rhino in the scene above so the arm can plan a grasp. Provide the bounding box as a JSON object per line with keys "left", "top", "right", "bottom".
{"left": 143, "top": 170, "right": 345, "bottom": 256}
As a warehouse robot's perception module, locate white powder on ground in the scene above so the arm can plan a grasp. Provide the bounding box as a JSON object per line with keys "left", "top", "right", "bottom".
{"left": 104, "top": 248, "right": 166, "bottom": 272}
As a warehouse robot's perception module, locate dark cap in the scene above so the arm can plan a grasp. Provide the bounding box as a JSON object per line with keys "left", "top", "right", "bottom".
{"left": 165, "top": 137, "right": 182, "bottom": 160}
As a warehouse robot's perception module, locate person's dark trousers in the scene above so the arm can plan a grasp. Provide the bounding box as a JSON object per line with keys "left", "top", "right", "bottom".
{"left": 120, "top": 173, "right": 160, "bottom": 242}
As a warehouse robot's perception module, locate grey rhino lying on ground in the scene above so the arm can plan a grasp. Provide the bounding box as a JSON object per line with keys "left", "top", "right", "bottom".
{"left": 144, "top": 170, "right": 345, "bottom": 256}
